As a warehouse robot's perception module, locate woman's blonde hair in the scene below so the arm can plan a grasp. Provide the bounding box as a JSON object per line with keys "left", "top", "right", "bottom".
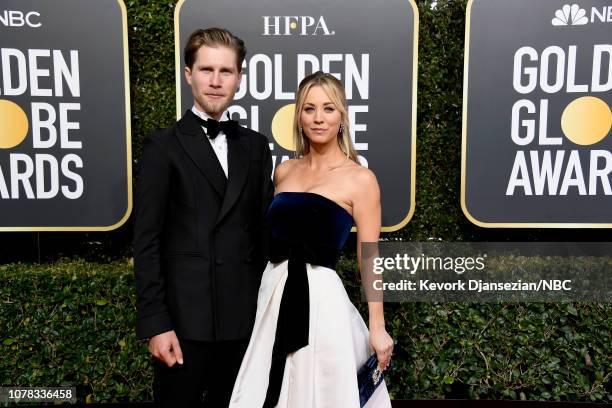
{"left": 293, "top": 71, "right": 360, "bottom": 163}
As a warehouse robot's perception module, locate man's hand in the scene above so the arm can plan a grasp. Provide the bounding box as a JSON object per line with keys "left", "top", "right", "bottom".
{"left": 148, "top": 330, "right": 184, "bottom": 367}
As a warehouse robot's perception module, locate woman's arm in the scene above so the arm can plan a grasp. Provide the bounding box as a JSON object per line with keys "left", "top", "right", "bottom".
{"left": 351, "top": 168, "right": 394, "bottom": 370}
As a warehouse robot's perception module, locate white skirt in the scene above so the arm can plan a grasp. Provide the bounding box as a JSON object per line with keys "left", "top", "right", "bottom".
{"left": 229, "top": 261, "right": 391, "bottom": 408}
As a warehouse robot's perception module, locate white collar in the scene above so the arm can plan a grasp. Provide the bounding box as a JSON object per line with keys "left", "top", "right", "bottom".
{"left": 191, "top": 106, "right": 230, "bottom": 122}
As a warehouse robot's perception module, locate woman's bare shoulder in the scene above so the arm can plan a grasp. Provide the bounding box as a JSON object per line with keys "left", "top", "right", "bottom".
{"left": 347, "top": 164, "right": 379, "bottom": 192}
{"left": 274, "top": 158, "right": 301, "bottom": 184}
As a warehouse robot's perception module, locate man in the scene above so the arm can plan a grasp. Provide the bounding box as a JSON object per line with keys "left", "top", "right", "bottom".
{"left": 133, "top": 27, "right": 273, "bottom": 406}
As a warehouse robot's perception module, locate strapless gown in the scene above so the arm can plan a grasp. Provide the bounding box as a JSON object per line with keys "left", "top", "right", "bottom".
{"left": 229, "top": 192, "right": 391, "bottom": 408}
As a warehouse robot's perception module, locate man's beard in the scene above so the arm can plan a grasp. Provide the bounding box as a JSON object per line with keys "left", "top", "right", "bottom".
{"left": 201, "top": 97, "right": 230, "bottom": 118}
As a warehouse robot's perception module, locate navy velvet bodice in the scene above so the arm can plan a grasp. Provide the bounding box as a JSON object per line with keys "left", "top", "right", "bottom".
{"left": 268, "top": 192, "right": 353, "bottom": 252}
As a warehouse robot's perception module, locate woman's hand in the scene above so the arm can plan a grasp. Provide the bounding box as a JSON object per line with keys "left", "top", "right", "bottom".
{"left": 370, "top": 326, "right": 393, "bottom": 371}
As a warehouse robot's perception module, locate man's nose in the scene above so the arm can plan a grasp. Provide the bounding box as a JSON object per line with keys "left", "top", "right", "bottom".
{"left": 209, "top": 71, "right": 221, "bottom": 87}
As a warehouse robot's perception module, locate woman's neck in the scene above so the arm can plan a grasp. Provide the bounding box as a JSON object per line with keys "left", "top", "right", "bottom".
{"left": 305, "top": 143, "right": 347, "bottom": 171}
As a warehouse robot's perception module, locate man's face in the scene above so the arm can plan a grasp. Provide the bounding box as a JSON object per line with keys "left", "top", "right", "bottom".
{"left": 184, "top": 45, "right": 242, "bottom": 120}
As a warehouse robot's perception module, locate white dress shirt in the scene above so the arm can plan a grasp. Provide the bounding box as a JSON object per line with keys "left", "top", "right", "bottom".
{"left": 191, "top": 106, "right": 229, "bottom": 178}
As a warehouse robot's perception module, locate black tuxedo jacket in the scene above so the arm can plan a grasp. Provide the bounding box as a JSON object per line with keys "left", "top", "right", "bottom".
{"left": 134, "top": 110, "right": 273, "bottom": 341}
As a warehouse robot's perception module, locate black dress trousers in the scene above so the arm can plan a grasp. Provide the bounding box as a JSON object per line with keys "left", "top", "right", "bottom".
{"left": 153, "top": 338, "right": 249, "bottom": 407}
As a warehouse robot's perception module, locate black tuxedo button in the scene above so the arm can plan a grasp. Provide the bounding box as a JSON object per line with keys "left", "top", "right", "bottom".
{"left": 215, "top": 259, "right": 223, "bottom": 265}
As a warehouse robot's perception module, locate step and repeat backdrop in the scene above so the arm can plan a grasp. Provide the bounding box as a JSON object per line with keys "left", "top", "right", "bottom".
{"left": 1, "top": 0, "right": 610, "bottom": 231}
{"left": 0, "top": 0, "right": 131, "bottom": 231}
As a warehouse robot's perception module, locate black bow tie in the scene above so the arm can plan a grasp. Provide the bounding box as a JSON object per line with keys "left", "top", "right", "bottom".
{"left": 192, "top": 112, "right": 238, "bottom": 139}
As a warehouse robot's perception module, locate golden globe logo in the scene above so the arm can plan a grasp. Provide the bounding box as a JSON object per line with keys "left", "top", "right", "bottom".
{"left": 231, "top": 57, "right": 370, "bottom": 166}
{"left": 0, "top": 10, "right": 41, "bottom": 28}
{"left": 507, "top": 44, "right": 612, "bottom": 196}
{"left": 262, "top": 16, "right": 335, "bottom": 36}
{"left": 0, "top": 48, "right": 84, "bottom": 199}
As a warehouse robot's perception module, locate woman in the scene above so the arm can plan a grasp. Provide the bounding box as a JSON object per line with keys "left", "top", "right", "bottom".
{"left": 229, "top": 71, "right": 393, "bottom": 408}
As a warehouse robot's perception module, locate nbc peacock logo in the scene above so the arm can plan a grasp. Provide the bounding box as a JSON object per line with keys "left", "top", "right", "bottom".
{"left": 551, "top": 4, "right": 589, "bottom": 26}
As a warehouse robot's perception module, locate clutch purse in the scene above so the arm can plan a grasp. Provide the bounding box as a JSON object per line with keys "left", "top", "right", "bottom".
{"left": 357, "top": 354, "right": 385, "bottom": 407}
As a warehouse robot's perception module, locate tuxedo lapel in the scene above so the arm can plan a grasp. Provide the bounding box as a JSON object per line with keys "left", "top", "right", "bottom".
{"left": 216, "top": 128, "right": 250, "bottom": 224}
{"left": 176, "top": 111, "right": 227, "bottom": 197}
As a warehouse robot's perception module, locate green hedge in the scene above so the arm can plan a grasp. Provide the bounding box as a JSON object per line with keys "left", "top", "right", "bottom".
{"left": 0, "top": 260, "right": 150, "bottom": 403}
{"left": 127, "top": 0, "right": 177, "bottom": 165}
{"left": 1, "top": 260, "right": 610, "bottom": 403}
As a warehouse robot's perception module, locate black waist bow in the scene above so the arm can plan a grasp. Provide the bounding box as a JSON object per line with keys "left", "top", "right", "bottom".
{"left": 262, "top": 237, "right": 340, "bottom": 408}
